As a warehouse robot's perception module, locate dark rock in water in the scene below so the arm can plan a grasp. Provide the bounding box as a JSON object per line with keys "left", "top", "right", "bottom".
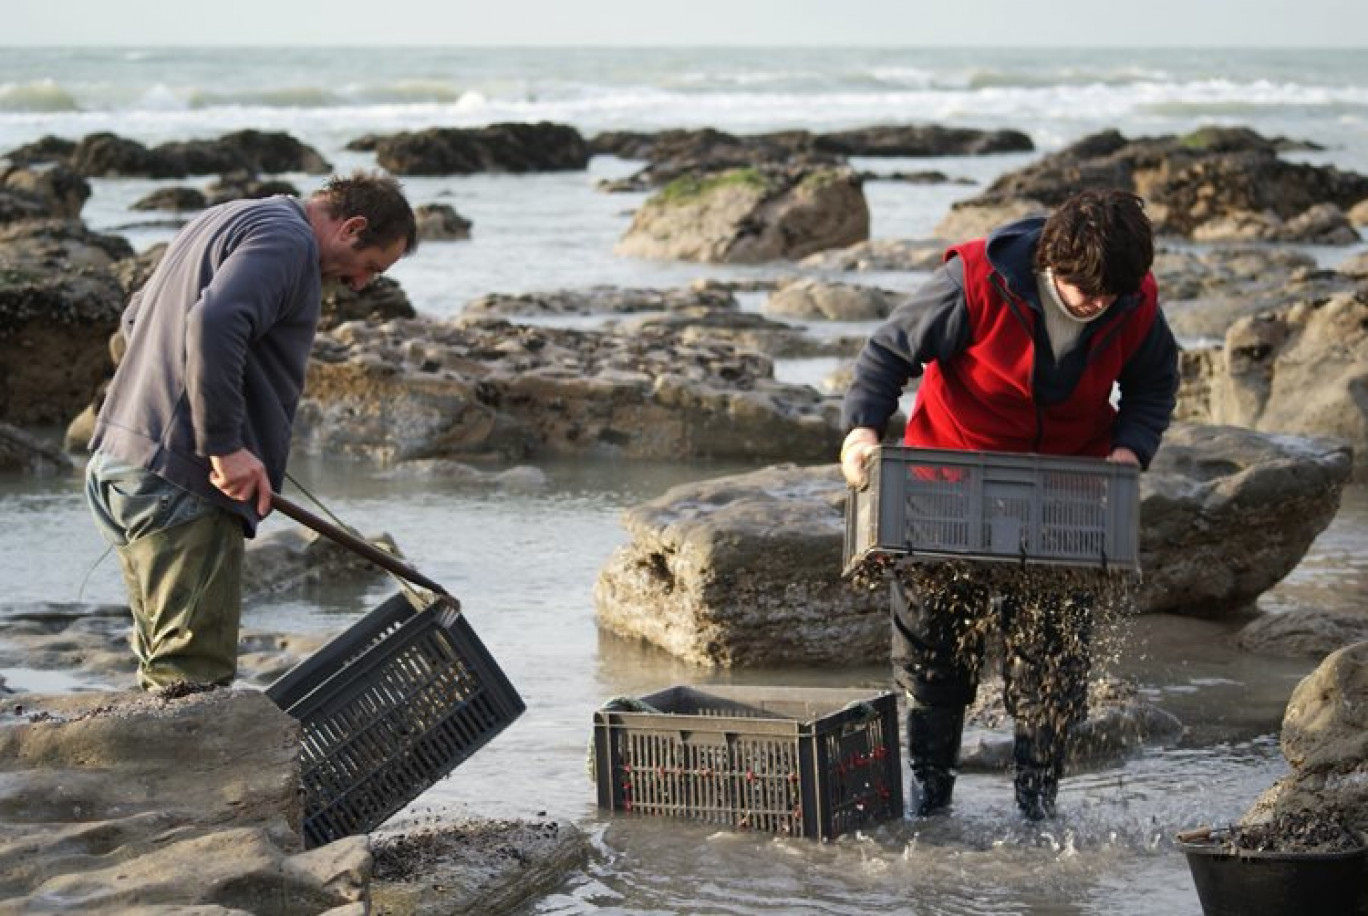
{"left": 155, "top": 128, "right": 331, "bottom": 175}
{"left": 70, "top": 131, "right": 180, "bottom": 178}
{"left": 204, "top": 172, "right": 300, "bottom": 206}
{"left": 2, "top": 134, "right": 77, "bottom": 168}
{"left": 371, "top": 819, "right": 588, "bottom": 915}
{"left": 0, "top": 423, "right": 72, "bottom": 475}
{"left": 0, "top": 262, "right": 124, "bottom": 425}
{"left": 0, "top": 218, "right": 135, "bottom": 270}
{"left": 367, "top": 122, "right": 590, "bottom": 176}
{"left": 131, "top": 186, "right": 208, "bottom": 212}
{"left": 814, "top": 124, "right": 1033, "bottom": 157}
{"left": 415, "top": 202, "right": 472, "bottom": 241}
{"left": 465, "top": 284, "right": 737, "bottom": 318}
{"left": 939, "top": 126, "right": 1368, "bottom": 243}
{"left": 1, "top": 163, "right": 89, "bottom": 221}
{"left": 319, "top": 275, "right": 414, "bottom": 330}
{"left": 243, "top": 525, "right": 395, "bottom": 600}
{"left": 34, "top": 129, "right": 330, "bottom": 179}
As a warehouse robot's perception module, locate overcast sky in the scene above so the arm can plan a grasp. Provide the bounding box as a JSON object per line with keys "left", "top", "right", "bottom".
{"left": 5, "top": 0, "right": 1365, "bottom": 47}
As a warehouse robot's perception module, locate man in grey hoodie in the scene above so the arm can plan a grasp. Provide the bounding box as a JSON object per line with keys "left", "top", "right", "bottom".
{"left": 86, "top": 172, "right": 417, "bottom": 690}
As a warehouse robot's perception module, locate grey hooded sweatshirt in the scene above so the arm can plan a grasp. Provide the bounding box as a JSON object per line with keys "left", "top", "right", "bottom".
{"left": 91, "top": 195, "right": 321, "bottom": 535}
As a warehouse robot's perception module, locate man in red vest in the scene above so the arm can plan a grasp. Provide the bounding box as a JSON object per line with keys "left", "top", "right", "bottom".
{"left": 840, "top": 189, "right": 1179, "bottom": 820}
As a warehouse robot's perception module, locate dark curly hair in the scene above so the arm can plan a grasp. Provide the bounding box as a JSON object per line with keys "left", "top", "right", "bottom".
{"left": 1034, "top": 189, "right": 1152, "bottom": 297}
{"left": 314, "top": 170, "right": 418, "bottom": 254}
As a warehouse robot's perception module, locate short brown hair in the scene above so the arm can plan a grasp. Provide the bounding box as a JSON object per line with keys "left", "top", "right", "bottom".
{"left": 315, "top": 171, "right": 418, "bottom": 254}
{"left": 1034, "top": 189, "right": 1152, "bottom": 296}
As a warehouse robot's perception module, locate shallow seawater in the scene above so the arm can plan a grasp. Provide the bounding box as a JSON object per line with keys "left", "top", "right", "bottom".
{"left": 0, "top": 438, "right": 1361, "bottom": 914}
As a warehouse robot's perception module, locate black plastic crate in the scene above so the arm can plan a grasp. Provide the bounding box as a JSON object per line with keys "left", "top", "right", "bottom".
{"left": 844, "top": 446, "right": 1140, "bottom": 575}
{"left": 267, "top": 593, "right": 525, "bottom": 848}
{"left": 593, "top": 686, "right": 902, "bottom": 840}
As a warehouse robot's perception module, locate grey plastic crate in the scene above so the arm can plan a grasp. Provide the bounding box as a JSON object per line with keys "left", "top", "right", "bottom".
{"left": 267, "top": 593, "right": 525, "bottom": 848}
{"left": 844, "top": 446, "right": 1140, "bottom": 574}
{"left": 593, "top": 685, "right": 902, "bottom": 840}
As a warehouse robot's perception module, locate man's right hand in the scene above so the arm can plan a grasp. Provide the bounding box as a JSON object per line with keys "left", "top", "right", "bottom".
{"left": 209, "top": 449, "right": 272, "bottom": 516}
{"left": 840, "top": 427, "right": 881, "bottom": 489}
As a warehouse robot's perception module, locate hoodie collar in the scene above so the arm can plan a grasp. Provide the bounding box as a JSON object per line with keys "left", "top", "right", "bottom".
{"left": 983, "top": 214, "right": 1144, "bottom": 318}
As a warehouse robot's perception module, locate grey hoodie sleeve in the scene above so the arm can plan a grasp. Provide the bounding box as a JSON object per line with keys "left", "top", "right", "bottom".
{"left": 184, "top": 225, "right": 311, "bottom": 456}
{"left": 841, "top": 257, "right": 973, "bottom": 438}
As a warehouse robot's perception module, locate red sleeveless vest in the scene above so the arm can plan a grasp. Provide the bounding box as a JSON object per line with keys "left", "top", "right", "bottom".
{"left": 904, "top": 239, "right": 1159, "bottom": 457}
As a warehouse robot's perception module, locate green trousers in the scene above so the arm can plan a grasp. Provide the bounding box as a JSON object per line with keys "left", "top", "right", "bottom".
{"left": 115, "top": 510, "right": 243, "bottom": 690}
{"left": 87, "top": 453, "right": 244, "bottom": 690}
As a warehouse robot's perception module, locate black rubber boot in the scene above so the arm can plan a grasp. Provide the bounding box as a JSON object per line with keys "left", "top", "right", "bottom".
{"left": 1013, "top": 724, "right": 1063, "bottom": 821}
{"left": 907, "top": 705, "right": 966, "bottom": 816}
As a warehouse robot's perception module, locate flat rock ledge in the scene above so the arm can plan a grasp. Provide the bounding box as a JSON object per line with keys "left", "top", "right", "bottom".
{"left": 594, "top": 423, "right": 1351, "bottom": 667}
{"left": 0, "top": 689, "right": 585, "bottom": 915}
{"left": 296, "top": 316, "right": 841, "bottom": 463}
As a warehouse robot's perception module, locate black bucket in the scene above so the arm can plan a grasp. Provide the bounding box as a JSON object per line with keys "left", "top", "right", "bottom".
{"left": 1180, "top": 838, "right": 1368, "bottom": 916}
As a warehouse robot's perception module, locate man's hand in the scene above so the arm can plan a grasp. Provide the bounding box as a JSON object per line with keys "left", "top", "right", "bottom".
{"left": 209, "top": 449, "right": 272, "bottom": 516}
{"left": 840, "top": 427, "right": 881, "bottom": 488}
{"left": 1107, "top": 446, "right": 1141, "bottom": 467}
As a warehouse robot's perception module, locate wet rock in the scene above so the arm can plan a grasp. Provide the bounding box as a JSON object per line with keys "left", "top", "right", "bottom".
{"left": 1239, "top": 641, "right": 1368, "bottom": 845}
{"left": 242, "top": 526, "right": 395, "bottom": 601}
{"left": 0, "top": 217, "right": 136, "bottom": 269}
{"left": 465, "top": 284, "right": 738, "bottom": 318}
{"left": 204, "top": 173, "right": 301, "bottom": 206}
{"left": 319, "top": 275, "right": 415, "bottom": 330}
{"left": 371, "top": 819, "right": 588, "bottom": 915}
{"left": 0, "top": 687, "right": 376, "bottom": 913}
{"left": 616, "top": 165, "right": 869, "bottom": 264}
{"left": 0, "top": 422, "right": 73, "bottom": 475}
{"left": 816, "top": 125, "right": 1033, "bottom": 157}
{"left": 1153, "top": 246, "right": 1360, "bottom": 341}
{"left": 415, "top": 202, "right": 472, "bottom": 241}
{"left": 764, "top": 278, "right": 897, "bottom": 321}
{"left": 593, "top": 423, "right": 1347, "bottom": 665}
{"left": 131, "top": 185, "right": 208, "bottom": 212}
{"left": 1175, "top": 290, "right": 1368, "bottom": 475}
{"left": 156, "top": 129, "right": 331, "bottom": 176}
{"left": 1237, "top": 609, "right": 1368, "bottom": 658}
{"left": 959, "top": 677, "right": 1183, "bottom": 772}
{"left": 590, "top": 125, "right": 1029, "bottom": 190}
{"left": 0, "top": 261, "right": 124, "bottom": 425}
{"left": 0, "top": 601, "right": 327, "bottom": 690}
{"left": 51, "top": 130, "right": 329, "bottom": 179}
{"left": 624, "top": 305, "right": 858, "bottom": 360}
{"left": 1140, "top": 425, "right": 1351, "bottom": 616}
{"left": 798, "top": 238, "right": 945, "bottom": 272}
{"left": 361, "top": 122, "right": 589, "bottom": 176}
{"left": 413, "top": 202, "right": 473, "bottom": 241}
{"left": 1, "top": 163, "right": 89, "bottom": 220}
{"left": 939, "top": 126, "right": 1368, "bottom": 243}
{"left": 377, "top": 460, "right": 548, "bottom": 491}
{"left": 295, "top": 316, "right": 841, "bottom": 463}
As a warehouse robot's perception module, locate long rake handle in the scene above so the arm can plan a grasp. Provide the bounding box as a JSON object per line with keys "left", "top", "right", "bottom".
{"left": 270, "top": 493, "right": 450, "bottom": 597}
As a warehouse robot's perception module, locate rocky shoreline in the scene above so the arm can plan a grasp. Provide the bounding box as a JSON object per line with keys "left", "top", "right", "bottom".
{"left": 3, "top": 115, "right": 1368, "bottom": 911}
